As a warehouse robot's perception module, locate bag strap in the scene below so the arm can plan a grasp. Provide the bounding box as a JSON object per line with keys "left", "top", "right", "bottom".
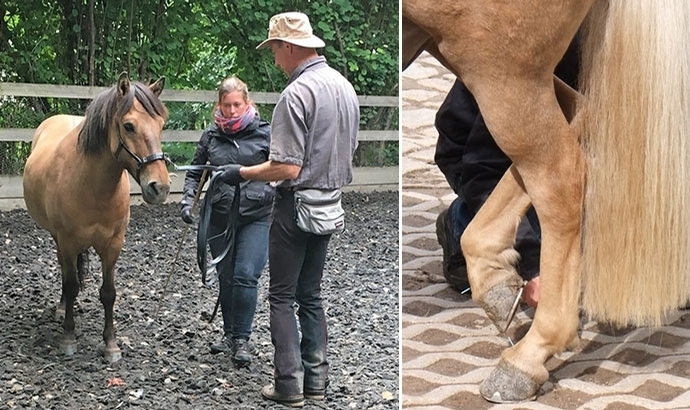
{"left": 295, "top": 188, "right": 342, "bottom": 205}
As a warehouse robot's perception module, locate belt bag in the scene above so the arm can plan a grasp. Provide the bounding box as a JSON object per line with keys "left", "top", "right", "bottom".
{"left": 294, "top": 188, "right": 345, "bottom": 235}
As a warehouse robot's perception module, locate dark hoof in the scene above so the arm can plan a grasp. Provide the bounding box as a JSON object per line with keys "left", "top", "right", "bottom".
{"left": 480, "top": 359, "right": 542, "bottom": 403}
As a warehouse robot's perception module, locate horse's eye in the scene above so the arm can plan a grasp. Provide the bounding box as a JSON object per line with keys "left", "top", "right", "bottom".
{"left": 123, "top": 123, "right": 135, "bottom": 133}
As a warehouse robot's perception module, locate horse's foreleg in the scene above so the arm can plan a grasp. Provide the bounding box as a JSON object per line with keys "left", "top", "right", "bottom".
{"left": 99, "top": 246, "right": 122, "bottom": 363}
{"left": 56, "top": 248, "right": 80, "bottom": 356}
{"left": 461, "top": 166, "right": 531, "bottom": 332}
{"left": 56, "top": 249, "right": 89, "bottom": 322}
{"left": 77, "top": 251, "right": 89, "bottom": 291}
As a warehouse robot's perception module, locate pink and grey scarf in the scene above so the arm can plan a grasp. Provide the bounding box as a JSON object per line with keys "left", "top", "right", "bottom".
{"left": 214, "top": 105, "right": 257, "bottom": 135}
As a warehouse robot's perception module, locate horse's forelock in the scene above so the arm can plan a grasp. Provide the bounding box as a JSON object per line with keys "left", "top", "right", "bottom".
{"left": 78, "top": 86, "right": 122, "bottom": 153}
{"left": 77, "top": 81, "right": 166, "bottom": 154}
{"left": 132, "top": 82, "right": 168, "bottom": 120}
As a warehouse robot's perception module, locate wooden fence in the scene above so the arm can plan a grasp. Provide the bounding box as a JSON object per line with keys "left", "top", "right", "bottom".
{"left": 0, "top": 83, "right": 399, "bottom": 210}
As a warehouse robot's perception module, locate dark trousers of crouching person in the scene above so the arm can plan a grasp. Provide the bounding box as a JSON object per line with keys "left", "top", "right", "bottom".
{"left": 269, "top": 187, "right": 331, "bottom": 396}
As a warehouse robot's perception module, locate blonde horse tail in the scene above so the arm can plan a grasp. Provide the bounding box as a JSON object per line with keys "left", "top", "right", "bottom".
{"left": 579, "top": 0, "right": 690, "bottom": 327}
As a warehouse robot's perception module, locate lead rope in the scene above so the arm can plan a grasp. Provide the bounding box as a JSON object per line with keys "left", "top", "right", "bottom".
{"left": 199, "top": 176, "right": 242, "bottom": 323}
{"left": 153, "top": 168, "right": 209, "bottom": 321}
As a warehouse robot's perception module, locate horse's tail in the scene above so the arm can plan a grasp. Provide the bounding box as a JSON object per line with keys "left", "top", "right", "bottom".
{"left": 579, "top": 0, "right": 690, "bottom": 327}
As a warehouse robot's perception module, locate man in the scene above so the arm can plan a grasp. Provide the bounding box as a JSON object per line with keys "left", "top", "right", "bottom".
{"left": 218, "top": 11, "right": 359, "bottom": 407}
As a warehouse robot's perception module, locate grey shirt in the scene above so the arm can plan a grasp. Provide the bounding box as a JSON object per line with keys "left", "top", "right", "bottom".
{"left": 269, "top": 56, "right": 360, "bottom": 190}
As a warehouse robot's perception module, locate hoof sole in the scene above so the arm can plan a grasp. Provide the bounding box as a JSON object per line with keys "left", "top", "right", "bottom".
{"left": 477, "top": 280, "right": 523, "bottom": 332}
{"left": 480, "top": 359, "right": 542, "bottom": 403}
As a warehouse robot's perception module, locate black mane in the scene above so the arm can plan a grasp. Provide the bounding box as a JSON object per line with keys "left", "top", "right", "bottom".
{"left": 77, "top": 81, "right": 168, "bottom": 154}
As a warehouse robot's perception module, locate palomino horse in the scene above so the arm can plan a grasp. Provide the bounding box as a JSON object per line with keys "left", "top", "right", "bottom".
{"left": 23, "top": 72, "right": 170, "bottom": 362}
{"left": 403, "top": 0, "right": 690, "bottom": 403}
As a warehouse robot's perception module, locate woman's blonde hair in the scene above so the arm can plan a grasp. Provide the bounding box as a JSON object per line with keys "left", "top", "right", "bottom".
{"left": 217, "top": 75, "right": 254, "bottom": 107}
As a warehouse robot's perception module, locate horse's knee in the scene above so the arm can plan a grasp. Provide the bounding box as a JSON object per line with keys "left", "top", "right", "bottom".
{"left": 61, "top": 275, "right": 80, "bottom": 300}
{"left": 99, "top": 286, "right": 116, "bottom": 306}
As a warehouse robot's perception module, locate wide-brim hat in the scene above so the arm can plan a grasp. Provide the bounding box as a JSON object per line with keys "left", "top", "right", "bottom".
{"left": 256, "top": 12, "right": 325, "bottom": 50}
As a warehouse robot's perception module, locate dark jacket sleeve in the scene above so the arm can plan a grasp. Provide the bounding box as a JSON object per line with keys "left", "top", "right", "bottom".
{"left": 181, "top": 129, "right": 211, "bottom": 208}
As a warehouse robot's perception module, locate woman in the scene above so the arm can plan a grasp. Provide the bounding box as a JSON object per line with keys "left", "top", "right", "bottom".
{"left": 180, "top": 76, "right": 273, "bottom": 366}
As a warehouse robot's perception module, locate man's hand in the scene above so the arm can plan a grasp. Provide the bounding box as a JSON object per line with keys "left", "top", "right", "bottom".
{"left": 523, "top": 276, "right": 540, "bottom": 308}
{"left": 217, "top": 164, "right": 245, "bottom": 185}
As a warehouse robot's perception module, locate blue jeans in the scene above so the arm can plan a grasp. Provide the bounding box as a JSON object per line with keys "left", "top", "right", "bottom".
{"left": 268, "top": 189, "right": 331, "bottom": 395}
{"left": 208, "top": 214, "right": 269, "bottom": 340}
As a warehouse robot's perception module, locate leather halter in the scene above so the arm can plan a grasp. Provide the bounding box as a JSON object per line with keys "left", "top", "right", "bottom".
{"left": 114, "top": 126, "right": 166, "bottom": 184}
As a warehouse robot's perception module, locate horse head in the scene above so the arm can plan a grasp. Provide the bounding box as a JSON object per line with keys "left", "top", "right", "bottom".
{"left": 112, "top": 72, "right": 171, "bottom": 204}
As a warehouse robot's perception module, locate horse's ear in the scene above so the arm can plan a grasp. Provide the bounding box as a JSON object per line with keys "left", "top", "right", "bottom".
{"left": 149, "top": 77, "right": 165, "bottom": 97}
{"left": 117, "top": 72, "right": 130, "bottom": 97}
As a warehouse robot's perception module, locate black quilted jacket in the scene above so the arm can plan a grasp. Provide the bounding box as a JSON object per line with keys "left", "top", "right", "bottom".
{"left": 182, "top": 116, "right": 274, "bottom": 221}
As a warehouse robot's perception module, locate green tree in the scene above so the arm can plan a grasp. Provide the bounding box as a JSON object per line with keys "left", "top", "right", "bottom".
{"left": 0, "top": 0, "right": 398, "bottom": 173}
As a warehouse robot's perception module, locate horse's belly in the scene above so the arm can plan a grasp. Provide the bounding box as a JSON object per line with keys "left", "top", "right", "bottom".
{"left": 23, "top": 115, "right": 84, "bottom": 234}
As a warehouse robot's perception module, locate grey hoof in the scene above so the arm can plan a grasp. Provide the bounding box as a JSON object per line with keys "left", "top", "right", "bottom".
{"left": 104, "top": 349, "right": 122, "bottom": 363}
{"left": 61, "top": 340, "right": 77, "bottom": 356}
{"left": 104, "top": 344, "right": 122, "bottom": 363}
{"left": 480, "top": 359, "right": 542, "bottom": 403}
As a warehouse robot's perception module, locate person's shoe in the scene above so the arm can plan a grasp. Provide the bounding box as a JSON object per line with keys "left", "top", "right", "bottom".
{"left": 435, "top": 207, "right": 470, "bottom": 292}
{"left": 209, "top": 336, "right": 233, "bottom": 354}
{"left": 231, "top": 338, "right": 252, "bottom": 366}
{"left": 261, "top": 385, "right": 305, "bottom": 407}
{"left": 304, "top": 378, "right": 328, "bottom": 400}
{"left": 304, "top": 388, "right": 325, "bottom": 401}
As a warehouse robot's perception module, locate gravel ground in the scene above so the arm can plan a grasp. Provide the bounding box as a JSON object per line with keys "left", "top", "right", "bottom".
{"left": 0, "top": 191, "right": 399, "bottom": 410}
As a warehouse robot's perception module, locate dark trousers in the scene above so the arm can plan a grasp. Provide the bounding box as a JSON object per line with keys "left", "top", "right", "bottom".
{"left": 268, "top": 188, "right": 331, "bottom": 395}
{"left": 208, "top": 214, "right": 269, "bottom": 340}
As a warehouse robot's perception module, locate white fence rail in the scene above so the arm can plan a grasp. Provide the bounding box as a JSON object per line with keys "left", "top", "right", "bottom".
{"left": 0, "top": 83, "right": 399, "bottom": 209}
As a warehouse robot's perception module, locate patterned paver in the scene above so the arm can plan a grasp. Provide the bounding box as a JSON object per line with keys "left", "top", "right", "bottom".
{"left": 401, "top": 52, "right": 690, "bottom": 410}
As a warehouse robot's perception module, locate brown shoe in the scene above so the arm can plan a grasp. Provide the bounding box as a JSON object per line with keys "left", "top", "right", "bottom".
{"left": 261, "top": 385, "right": 305, "bottom": 407}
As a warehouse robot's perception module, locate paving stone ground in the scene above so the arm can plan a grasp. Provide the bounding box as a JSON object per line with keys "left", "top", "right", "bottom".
{"left": 401, "top": 52, "right": 690, "bottom": 410}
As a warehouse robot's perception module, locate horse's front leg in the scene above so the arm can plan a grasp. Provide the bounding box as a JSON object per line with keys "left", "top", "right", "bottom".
{"left": 56, "top": 246, "right": 80, "bottom": 356}
{"left": 98, "top": 243, "right": 123, "bottom": 363}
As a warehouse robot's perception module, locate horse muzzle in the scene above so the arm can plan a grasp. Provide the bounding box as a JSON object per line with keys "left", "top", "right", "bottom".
{"left": 140, "top": 176, "right": 171, "bottom": 204}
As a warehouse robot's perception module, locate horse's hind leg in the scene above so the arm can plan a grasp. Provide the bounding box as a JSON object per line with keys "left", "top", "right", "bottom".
{"left": 461, "top": 166, "right": 532, "bottom": 332}
{"left": 98, "top": 246, "right": 122, "bottom": 363}
{"left": 467, "top": 81, "right": 583, "bottom": 403}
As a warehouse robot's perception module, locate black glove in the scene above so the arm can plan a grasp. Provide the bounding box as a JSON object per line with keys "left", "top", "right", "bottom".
{"left": 217, "top": 164, "right": 246, "bottom": 185}
{"left": 180, "top": 205, "right": 194, "bottom": 224}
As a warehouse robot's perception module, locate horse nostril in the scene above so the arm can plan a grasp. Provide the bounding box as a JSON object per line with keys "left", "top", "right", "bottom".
{"left": 148, "top": 180, "right": 170, "bottom": 198}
